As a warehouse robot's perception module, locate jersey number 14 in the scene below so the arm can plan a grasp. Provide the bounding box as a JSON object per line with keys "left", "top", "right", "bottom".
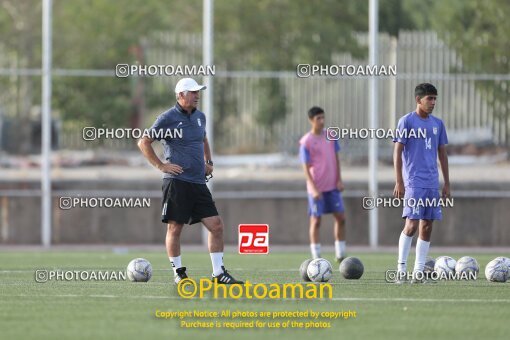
{"left": 424, "top": 137, "right": 432, "bottom": 150}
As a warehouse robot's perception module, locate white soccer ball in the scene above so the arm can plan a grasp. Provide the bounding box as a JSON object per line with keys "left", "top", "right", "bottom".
{"left": 306, "top": 258, "right": 333, "bottom": 282}
{"left": 494, "top": 257, "right": 510, "bottom": 272}
{"left": 299, "top": 259, "right": 313, "bottom": 282}
{"left": 127, "top": 258, "right": 152, "bottom": 282}
{"left": 455, "top": 256, "right": 479, "bottom": 279}
{"left": 485, "top": 258, "right": 509, "bottom": 283}
{"left": 434, "top": 256, "right": 456, "bottom": 279}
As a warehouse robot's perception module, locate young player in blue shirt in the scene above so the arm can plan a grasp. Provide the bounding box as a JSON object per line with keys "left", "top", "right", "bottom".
{"left": 393, "top": 83, "right": 450, "bottom": 283}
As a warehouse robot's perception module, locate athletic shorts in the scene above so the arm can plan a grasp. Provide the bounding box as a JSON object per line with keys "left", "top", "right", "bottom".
{"left": 161, "top": 178, "right": 219, "bottom": 225}
{"left": 402, "top": 187, "right": 442, "bottom": 220}
{"left": 307, "top": 189, "right": 345, "bottom": 217}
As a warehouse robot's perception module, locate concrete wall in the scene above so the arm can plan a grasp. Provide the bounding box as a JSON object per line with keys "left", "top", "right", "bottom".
{"left": 217, "top": 195, "right": 510, "bottom": 246}
{"left": 1, "top": 179, "right": 509, "bottom": 246}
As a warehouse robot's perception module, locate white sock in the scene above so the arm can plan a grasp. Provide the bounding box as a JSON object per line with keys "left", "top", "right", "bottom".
{"left": 169, "top": 256, "right": 182, "bottom": 275}
{"left": 397, "top": 232, "right": 413, "bottom": 273}
{"left": 310, "top": 243, "right": 321, "bottom": 259}
{"left": 335, "top": 240, "right": 346, "bottom": 258}
{"left": 413, "top": 238, "right": 430, "bottom": 274}
{"left": 210, "top": 252, "right": 224, "bottom": 277}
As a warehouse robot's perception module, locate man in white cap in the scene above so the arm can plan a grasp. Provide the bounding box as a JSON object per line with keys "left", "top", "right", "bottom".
{"left": 138, "top": 78, "right": 243, "bottom": 284}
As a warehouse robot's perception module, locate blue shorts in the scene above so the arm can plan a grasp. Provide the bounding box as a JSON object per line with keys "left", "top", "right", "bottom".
{"left": 308, "top": 189, "right": 345, "bottom": 217}
{"left": 402, "top": 187, "right": 442, "bottom": 220}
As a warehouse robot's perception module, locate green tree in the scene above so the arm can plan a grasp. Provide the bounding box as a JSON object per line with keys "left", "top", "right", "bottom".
{"left": 213, "top": 0, "right": 368, "bottom": 147}
{"left": 428, "top": 0, "right": 510, "bottom": 144}
{"left": 0, "top": 0, "right": 42, "bottom": 154}
{"left": 51, "top": 0, "right": 183, "bottom": 129}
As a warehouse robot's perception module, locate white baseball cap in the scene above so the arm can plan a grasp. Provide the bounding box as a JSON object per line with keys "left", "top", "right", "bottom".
{"left": 174, "top": 78, "right": 206, "bottom": 93}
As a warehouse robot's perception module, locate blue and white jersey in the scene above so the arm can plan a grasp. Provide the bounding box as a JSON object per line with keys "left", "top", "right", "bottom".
{"left": 393, "top": 111, "right": 448, "bottom": 189}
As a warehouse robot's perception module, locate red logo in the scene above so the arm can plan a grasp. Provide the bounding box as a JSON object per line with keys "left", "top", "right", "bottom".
{"left": 238, "top": 224, "right": 269, "bottom": 254}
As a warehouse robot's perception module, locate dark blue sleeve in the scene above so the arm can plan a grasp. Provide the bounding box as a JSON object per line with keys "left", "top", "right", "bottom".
{"left": 149, "top": 113, "right": 168, "bottom": 141}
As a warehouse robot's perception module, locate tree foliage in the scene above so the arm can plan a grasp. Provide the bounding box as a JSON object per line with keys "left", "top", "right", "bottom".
{"left": 2, "top": 0, "right": 508, "bottom": 152}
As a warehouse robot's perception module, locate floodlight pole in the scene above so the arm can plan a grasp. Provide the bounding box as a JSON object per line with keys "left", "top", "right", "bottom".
{"left": 368, "top": 0, "right": 379, "bottom": 248}
{"left": 41, "top": 0, "right": 53, "bottom": 247}
{"left": 202, "top": 0, "right": 214, "bottom": 246}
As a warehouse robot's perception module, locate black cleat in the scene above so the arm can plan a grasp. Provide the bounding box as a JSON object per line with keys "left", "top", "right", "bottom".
{"left": 212, "top": 266, "right": 244, "bottom": 284}
{"left": 174, "top": 267, "right": 188, "bottom": 284}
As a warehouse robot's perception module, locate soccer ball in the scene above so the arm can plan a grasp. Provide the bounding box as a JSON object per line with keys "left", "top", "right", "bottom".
{"left": 434, "top": 256, "right": 456, "bottom": 279}
{"left": 127, "top": 258, "right": 152, "bottom": 282}
{"left": 424, "top": 256, "right": 435, "bottom": 275}
{"left": 339, "top": 257, "right": 364, "bottom": 279}
{"left": 307, "top": 258, "right": 333, "bottom": 282}
{"left": 299, "top": 259, "right": 313, "bottom": 282}
{"left": 485, "top": 258, "right": 509, "bottom": 283}
{"left": 455, "top": 256, "right": 479, "bottom": 279}
{"left": 494, "top": 257, "right": 510, "bottom": 272}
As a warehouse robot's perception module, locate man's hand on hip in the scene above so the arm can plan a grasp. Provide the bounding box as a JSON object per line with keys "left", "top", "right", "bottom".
{"left": 158, "top": 163, "right": 183, "bottom": 175}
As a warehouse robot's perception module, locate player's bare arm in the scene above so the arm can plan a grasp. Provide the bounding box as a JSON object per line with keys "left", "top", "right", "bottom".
{"left": 393, "top": 141, "right": 405, "bottom": 198}
{"left": 335, "top": 152, "right": 344, "bottom": 192}
{"left": 204, "top": 136, "right": 213, "bottom": 176}
{"left": 438, "top": 144, "right": 450, "bottom": 198}
{"left": 302, "top": 163, "right": 321, "bottom": 200}
{"left": 137, "top": 136, "right": 183, "bottom": 175}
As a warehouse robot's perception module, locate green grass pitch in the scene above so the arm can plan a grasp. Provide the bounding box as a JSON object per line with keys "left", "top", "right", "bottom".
{"left": 0, "top": 250, "right": 508, "bottom": 340}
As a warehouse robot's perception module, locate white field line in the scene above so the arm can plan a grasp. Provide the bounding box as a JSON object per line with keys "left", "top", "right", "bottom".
{"left": 0, "top": 294, "right": 509, "bottom": 303}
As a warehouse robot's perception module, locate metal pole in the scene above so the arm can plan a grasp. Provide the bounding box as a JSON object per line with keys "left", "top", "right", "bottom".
{"left": 389, "top": 37, "right": 397, "bottom": 130}
{"left": 202, "top": 0, "right": 214, "bottom": 246}
{"left": 368, "top": 0, "right": 379, "bottom": 248}
{"left": 41, "top": 0, "right": 53, "bottom": 247}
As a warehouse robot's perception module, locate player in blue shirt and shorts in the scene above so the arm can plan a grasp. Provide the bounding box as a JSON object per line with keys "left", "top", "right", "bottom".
{"left": 393, "top": 83, "right": 450, "bottom": 283}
